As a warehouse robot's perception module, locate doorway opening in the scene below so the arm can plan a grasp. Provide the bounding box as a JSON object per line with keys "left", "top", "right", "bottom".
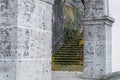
{"left": 52, "top": 0, "right": 84, "bottom": 79}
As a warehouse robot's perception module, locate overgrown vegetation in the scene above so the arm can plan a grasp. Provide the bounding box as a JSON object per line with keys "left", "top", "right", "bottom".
{"left": 64, "top": 22, "right": 78, "bottom": 43}
{"left": 64, "top": 4, "right": 79, "bottom": 43}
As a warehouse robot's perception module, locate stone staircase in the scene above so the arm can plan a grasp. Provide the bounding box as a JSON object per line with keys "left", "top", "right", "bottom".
{"left": 52, "top": 34, "right": 84, "bottom": 71}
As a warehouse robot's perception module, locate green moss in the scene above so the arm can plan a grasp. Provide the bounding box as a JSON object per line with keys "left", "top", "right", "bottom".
{"left": 52, "top": 65, "right": 83, "bottom": 71}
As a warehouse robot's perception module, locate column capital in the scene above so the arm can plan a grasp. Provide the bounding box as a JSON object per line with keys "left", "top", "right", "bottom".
{"left": 80, "top": 16, "right": 114, "bottom": 26}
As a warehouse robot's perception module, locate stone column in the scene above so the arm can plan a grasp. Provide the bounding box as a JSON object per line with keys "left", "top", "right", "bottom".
{"left": 0, "top": 0, "right": 54, "bottom": 80}
{"left": 81, "top": 0, "right": 114, "bottom": 79}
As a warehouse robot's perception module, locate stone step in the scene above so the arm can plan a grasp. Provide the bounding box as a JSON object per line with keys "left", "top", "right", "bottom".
{"left": 55, "top": 53, "right": 83, "bottom": 55}
{"left": 53, "top": 57, "right": 83, "bottom": 60}
{"left": 53, "top": 60, "right": 83, "bottom": 62}
{"left": 53, "top": 61, "right": 83, "bottom": 65}
{"left": 54, "top": 55, "right": 82, "bottom": 57}
{"left": 52, "top": 65, "right": 83, "bottom": 71}
{"left": 60, "top": 45, "right": 83, "bottom": 47}
{"left": 59, "top": 47, "right": 81, "bottom": 49}
{"left": 52, "top": 34, "right": 84, "bottom": 71}
{"left": 56, "top": 51, "right": 82, "bottom": 53}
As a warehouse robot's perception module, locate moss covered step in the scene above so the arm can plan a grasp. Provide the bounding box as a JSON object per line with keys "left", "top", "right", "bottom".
{"left": 58, "top": 47, "right": 83, "bottom": 50}
{"left": 52, "top": 65, "right": 83, "bottom": 71}
{"left": 53, "top": 61, "right": 83, "bottom": 65}
{"left": 61, "top": 46, "right": 83, "bottom": 48}
{"left": 52, "top": 33, "right": 84, "bottom": 71}
{"left": 54, "top": 55, "right": 83, "bottom": 57}
{"left": 54, "top": 53, "right": 82, "bottom": 56}
{"left": 57, "top": 49, "right": 83, "bottom": 51}
{"left": 53, "top": 57, "right": 83, "bottom": 60}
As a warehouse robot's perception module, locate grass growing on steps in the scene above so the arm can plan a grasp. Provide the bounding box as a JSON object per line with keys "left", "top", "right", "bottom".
{"left": 52, "top": 33, "right": 84, "bottom": 71}
{"left": 52, "top": 64, "right": 83, "bottom": 71}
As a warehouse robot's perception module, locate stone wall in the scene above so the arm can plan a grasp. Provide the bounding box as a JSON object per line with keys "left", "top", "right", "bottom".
{"left": 52, "top": 0, "right": 65, "bottom": 54}
{"left": 81, "top": 0, "right": 114, "bottom": 79}
{"left": 0, "top": 0, "right": 54, "bottom": 80}
{"left": 0, "top": 0, "right": 115, "bottom": 80}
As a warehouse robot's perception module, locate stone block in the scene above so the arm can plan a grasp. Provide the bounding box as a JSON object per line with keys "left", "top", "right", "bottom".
{"left": 17, "top": 60, "right": 51, "bottom": 80}
{"left": 95, "top": 25, "right": 106, "bottom": 41}
{"left": 0, "top": 27, "right": 17, "bottom": 59}
{"left": 0, "top": 0, "right": 17, "bottom": 27}
{"left": 16, "top": 27, "right": 52, "bottom": 59}
{"left": 17, "top": 60, "right": 42, "bottom": 80}
{"left": 84, "top": 0, "right": 104, "bottom": 18}
{"left": 84, "top": 41, "right": 95, "bottom": 58}
{"left": 95, "top": 41, "right": 106, "bottom": 58}
{"left": 83, "top": 61, "right": 93, "bottom": 78}
{"left": 92, "top": 58, "right": 106, "bottom": 78}
{"left": 42, "top": 60, "right": 51, "bottom": 80}
{"left": 84, "top": 26, "right": 96, "bottom": 41}
{"left": 17, "top": 0, "right": 52, "bottom": 31}
{"left": 0, "top": 60, "right": 16, "bottom": 80}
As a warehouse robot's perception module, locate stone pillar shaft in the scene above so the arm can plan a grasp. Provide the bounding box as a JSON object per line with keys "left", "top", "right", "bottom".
{"left": 81, "top": 17, "right": 114, "bottom": 79}
{"left": 81, "top": 0, "right": 114, "bottom": 79}
{"left": 0, "top": 0, "right": 54, "bottom": 80}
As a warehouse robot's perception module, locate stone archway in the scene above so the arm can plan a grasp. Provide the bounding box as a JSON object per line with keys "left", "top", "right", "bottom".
{"left": 0, "top": 0, "right": 114, "bottom": 80}
{"left": 52, "top": 0, "right": 114, "bottom": 79}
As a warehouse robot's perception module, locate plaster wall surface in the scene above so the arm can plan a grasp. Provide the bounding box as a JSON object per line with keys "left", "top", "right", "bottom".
{"left": 109, "top": 0, "right": 120, "bottom": 72}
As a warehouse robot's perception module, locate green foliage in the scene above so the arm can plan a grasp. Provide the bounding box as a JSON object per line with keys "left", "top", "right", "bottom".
{"left": 65, "top": 25, "right": 77, "bottom": 43}
{"left": 63, "top": 3, "right": 80, "bottom": 43}
{"left": 64, "top": 17, "right": 78, "bottom": 43}
{"left": 57, "top": 0, "right": 65, "bottom": 3}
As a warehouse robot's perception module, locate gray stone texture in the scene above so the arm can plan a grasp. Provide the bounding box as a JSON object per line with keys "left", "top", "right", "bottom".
{"left": 0, "top": 0, "right": 114, "bottom": 80}
{"left": 84, "top": 0, "right": 109, "bottom": 18}
{"left": 81, "top": 17, "right": 114, "bottom": 79}
{"left": 80, "top": 0, "right": 114, "bottom": 79}
{"left": 52, "top": 0, "right": 65, "bottom": 54}
{"left": 0, "top": 0, "right": 53, "bottom": 80}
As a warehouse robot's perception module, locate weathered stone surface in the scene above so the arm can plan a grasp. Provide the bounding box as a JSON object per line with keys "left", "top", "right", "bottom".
{"left": 0, "top": 0, "right": 114, "bottom": 80}
{"left": 52, "top": 0, "right": 65, "bottom": 54}
{"left": 84, "top": 41, "right": 94, "bottom": 58}
{"left": 17, "top": 28, "right": 52, "bottom": 59}
{"left": 0, "top": 27, "right": 17, "bottom": 59}
{"left": 84, "top": 25, "right": 105, "bottom": 41}
{"left": 17, "top": 60, "right": 51, "bottom": 80}
{"left": 82, "top": 17, "right": 114, "bottom": 79}
{"left": 0, "top": 60, "right": 16, "bottom": 80}
{"left": 17, "top": 0, "right": 52, "bottom": 31}
{"left": 0, "top": 0, "right": 17, "bottom": 27}
{"left": 0, "top": 0, "right": 53, "bottom": 80}
{"left": 84, "top": 0, "right": 105, "bottom": 18}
